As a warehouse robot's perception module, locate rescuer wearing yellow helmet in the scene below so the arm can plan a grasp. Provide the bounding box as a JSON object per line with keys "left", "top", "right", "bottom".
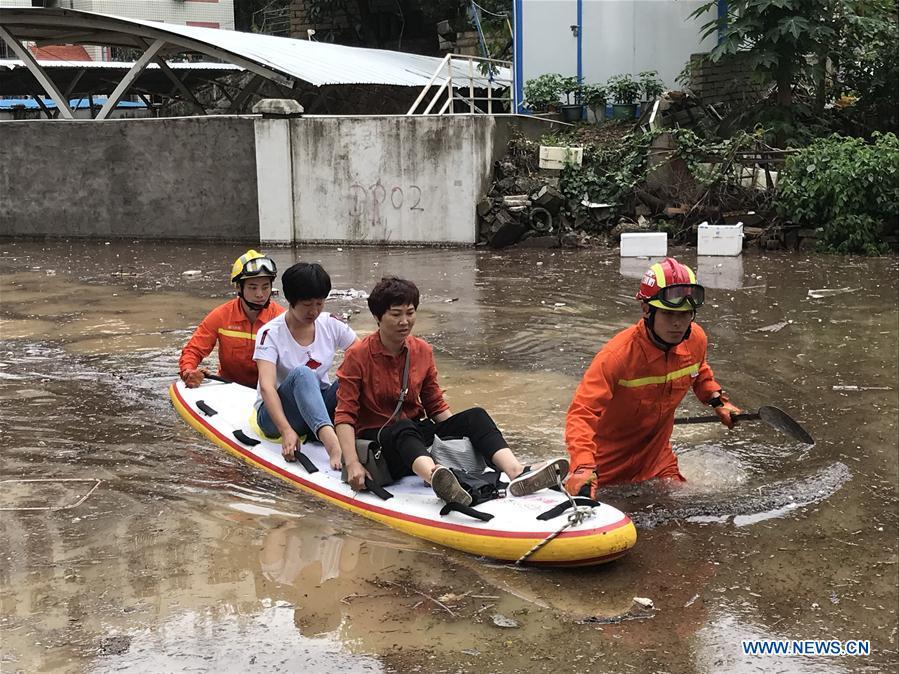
{"left": 179, "top": 250, "right": 285, "bottom": 388}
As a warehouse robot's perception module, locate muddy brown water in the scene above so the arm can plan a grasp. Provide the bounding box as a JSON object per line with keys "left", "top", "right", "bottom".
{"left": 0, "top": 241, "right": 896, "bottom": 673}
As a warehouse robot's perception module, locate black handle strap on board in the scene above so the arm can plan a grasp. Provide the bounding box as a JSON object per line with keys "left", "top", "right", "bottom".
{"left": 364, "top": 477, "right": 394, "bottom": 500}
{"left": 439, "top": 502, "right": 494, "bottom": 522}
{"left": 537, "top": 497, "right": 601, "bottom": 521}
{"left": 196, "top": 400, "right": 217, "bottom": 416}
{"left": 293, "top": 451, "right": 318, "bottom": 474}
{"left": 232, "top": 430, "right": 260, "bottom": 447}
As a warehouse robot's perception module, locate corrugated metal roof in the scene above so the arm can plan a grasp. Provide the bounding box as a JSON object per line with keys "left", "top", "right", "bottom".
{"left": 0, "top": 7, "right": 511, "bottom": 89}
{"left": 113, "top": 14, "right": 510, "bottom": 88}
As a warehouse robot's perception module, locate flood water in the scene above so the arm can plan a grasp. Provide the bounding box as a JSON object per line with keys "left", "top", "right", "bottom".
{"left": 1, "top": 241, "right": 896, "bottom": 673}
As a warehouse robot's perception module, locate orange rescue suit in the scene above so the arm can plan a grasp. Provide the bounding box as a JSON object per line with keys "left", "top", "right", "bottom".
{"left": 565, "top": 320, "right": 723, "bottom": 486}
{"left": 179, "top": 297, "right": 285, "bottom": 388}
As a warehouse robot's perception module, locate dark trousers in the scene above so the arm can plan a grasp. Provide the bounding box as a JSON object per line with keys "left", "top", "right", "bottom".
{"left": 359, "top": 407, "right": 507, "bottom": 479}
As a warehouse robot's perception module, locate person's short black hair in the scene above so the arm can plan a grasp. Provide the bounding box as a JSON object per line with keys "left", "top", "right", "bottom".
{"left": 281, "top": 262, "right": 331, "bottom": 306}
{"left": 368, "top": 277, "right": 420, "bottom": 319}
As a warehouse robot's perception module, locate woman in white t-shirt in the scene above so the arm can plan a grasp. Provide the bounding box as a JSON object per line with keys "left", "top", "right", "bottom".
{"left": 254, "top": 263, "right": 358, "bottom": 469}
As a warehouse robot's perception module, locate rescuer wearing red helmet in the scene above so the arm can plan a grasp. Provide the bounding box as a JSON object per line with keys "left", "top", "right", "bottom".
{"left": 179, "top": 250, "right": 285, "bottom": 389}
{"left": 564, "top": 257, "right": 741, "bottom": 496}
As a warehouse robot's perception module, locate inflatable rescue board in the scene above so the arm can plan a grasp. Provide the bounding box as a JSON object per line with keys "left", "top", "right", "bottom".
{"left": 170, "top": 379, "right": 636, "bottom": 566}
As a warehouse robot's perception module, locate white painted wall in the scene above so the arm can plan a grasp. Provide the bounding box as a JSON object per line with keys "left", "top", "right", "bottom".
{"left": 256, "top": 115, "right": 496, "bottom": 245}
{"left": 67, "top": 1, "right": 236, "bottom": 30}
{"left": 520, "top": 0, "right": 715, "bottom": 90}
{"left": 254, "top": 117, "right": 294, "bottom": 244}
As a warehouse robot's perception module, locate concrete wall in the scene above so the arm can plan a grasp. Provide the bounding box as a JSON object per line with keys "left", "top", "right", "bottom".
{"left": 0, "top": 116, "right": 258, "bottom": 239}
{"left": 256, "top": 115, "right": 497, "bottom": 245}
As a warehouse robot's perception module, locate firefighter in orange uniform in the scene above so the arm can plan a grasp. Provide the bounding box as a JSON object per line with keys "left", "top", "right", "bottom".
{"left": 565, "top": 258, "right": 741, "bottom": 496}
{"left": 179, "top": 250, "right": 285, "bottom": 389}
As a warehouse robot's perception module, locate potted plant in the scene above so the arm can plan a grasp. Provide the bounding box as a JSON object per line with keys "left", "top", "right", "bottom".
{"left": 582, "top": 83, "right": 608, "bottom": 124}
{"left": 558, "top": 75, "right": 584, "bottom": 122}
{"left": 639, "top": 70, "right": 665, "bottom": 106}
{"left": 607, "top": 74, "right": 641, "bottom": 120}
{"left": 523, "top": 73, "right": 563, "bottom": 113}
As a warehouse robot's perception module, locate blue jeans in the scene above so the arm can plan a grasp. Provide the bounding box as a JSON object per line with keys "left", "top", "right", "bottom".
{"left": 257, "top": 366, "right": 338, "bottom": 440}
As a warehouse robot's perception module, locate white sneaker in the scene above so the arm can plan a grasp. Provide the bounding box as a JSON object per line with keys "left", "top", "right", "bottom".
{"left": 508, "top": 458, "right": 569, "bottom": 497}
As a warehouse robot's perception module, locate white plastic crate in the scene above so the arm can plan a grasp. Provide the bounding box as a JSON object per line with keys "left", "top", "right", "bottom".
{"left": 620, "top": 232, "right": 667, "bottom": 257}
{"left": 698, "top": 222, "right": 743, "bottom": 256}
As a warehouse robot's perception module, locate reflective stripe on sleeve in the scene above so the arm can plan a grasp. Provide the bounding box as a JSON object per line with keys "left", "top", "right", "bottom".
{"left": 218, "top": 328, "right": 255, "bottom": 340}
{"left": 617, "top": 363, "right": 699, "bottom": 388}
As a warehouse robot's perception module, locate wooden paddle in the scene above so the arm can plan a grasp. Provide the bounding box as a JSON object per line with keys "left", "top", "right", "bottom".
{"left": 675, "top": 405, "right": 814, "bottom": 444}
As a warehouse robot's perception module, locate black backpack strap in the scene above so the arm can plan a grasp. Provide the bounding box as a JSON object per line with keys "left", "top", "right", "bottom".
{"left": 439, "top": 502, "right": 494, "bottom": 522}
{"left": 232, "top": 430, "right": 260, "bottom": 446}
{"left": 364, "top": 477, "right": 394, "bottom": 500}
{"left": 537, "top": 497, "right": 600, "bottom": 521}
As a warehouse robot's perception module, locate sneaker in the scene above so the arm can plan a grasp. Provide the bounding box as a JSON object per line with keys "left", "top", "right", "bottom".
{"left": 508, "top": 458, "right": 570, "bottom": 497}
{"left": 431, "top": 466, "right": 472, "bottom": 506}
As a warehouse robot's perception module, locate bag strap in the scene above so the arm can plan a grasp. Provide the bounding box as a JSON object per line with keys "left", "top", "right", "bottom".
{"left": 377, "top": 347, "right": 411, "bottom": 446}
{"left": 364, "top": 476, "right": 394, "bottom": 500}
{"left": 439, "top": 502, "right": 494, "bottom": 522}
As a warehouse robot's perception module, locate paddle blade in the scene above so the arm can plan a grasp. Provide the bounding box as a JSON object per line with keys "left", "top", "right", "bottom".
{"left": 758, "top": 406, "right": 815, "bottom": 445}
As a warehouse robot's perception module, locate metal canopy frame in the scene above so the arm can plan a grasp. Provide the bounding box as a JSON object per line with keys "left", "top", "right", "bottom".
{"left": 0, "top": 7, "right": 298, "bottom": 120}
{"left": 0, "top": 7, "right": 513, "bottom": 120}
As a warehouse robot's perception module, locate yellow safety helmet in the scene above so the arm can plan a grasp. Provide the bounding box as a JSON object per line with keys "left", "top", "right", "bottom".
{"left": 231, "top": 249, "right": 277, "bottom": 284}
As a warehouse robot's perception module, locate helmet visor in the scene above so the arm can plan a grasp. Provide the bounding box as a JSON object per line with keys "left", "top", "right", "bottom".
{"left": 650, "top": 283, "right": 704, "bottom": 309}
{"left": 241, "top": 256, "right": 277, "bottom": 278}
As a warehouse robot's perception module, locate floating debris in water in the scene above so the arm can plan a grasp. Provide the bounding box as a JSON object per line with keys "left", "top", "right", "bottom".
{"left": 328, "top": 288, "right": 368, "bottom": 300}
{"left": 491, "top": 613, "right": 519, "bottom": 628}
{"left": 833, "top": 385, "right": 893, "bottom": 391}
{"left": 807, "top": 287, "right": 859, "bottom": 299}
{"left": 756, "top": 321, "right": 790, "bottom": 333}
{"left": 579, "top": 597, "right": 656, "bottom": 625}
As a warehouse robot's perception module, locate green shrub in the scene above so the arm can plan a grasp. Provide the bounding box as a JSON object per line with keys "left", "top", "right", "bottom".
{"left": 776, "top": 133, "right": 899, "bottom": 254}
{"left": 523, "top": 74, "right": 563, "bottom": 111}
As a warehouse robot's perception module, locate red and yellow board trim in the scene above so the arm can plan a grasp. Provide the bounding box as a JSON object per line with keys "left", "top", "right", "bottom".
{"left": 170, "top": 383, "right": 637, "bottom": 566}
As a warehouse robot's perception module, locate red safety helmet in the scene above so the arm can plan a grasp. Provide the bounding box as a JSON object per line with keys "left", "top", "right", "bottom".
{"left": 637, "top": 258, "right": 704, "bottom": 311}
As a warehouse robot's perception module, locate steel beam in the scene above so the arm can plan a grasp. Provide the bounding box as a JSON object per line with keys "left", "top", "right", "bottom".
{"left": 0, "top": 24, "right": 73, "bottom": 118}
{"left": 228, "top": 73, "right": 264, "bottom": 113}
{"left": 96, "top": 38, "right": 164, "bottom": 120}
{"left": 152, "top": 55, "right": 206, "bottom": 115}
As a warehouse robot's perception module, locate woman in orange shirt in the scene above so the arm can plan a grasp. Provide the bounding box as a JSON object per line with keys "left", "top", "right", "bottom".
{"left": 335, "top": 277, "right": 568, "bottom": 506}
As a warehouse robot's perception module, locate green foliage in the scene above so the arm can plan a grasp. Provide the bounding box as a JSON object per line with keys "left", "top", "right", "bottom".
{"left": 607, "top": 74, "right": 641, "bottom": 105}
{"left": 582, "top": 83, "right": 607, "bottom": 107}
{"left": 558, "top": 76, "right": 582, "bottom": 105}
{"left": 777, "top": 132, "right": 899, "bottom": 254}
{"left": 690, "top": 0, "right": 898, "bottom": 138}
{"left": 554, "top": 128, "right": 760, "bottom": 216}
{"left": 838, "top": 7, "right": 899, "bottom": 133}
{"left": 524, "top": 73, "right": 563, "bottom": 111}
{"left": 638, "top": 70, "right": 665, "bottom": 101}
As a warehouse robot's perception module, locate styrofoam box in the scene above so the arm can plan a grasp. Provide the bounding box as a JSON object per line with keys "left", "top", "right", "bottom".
{"left": 620, "top": 232, "right": 667, "bottom": 257}
{"left": 538, "top": 145, "right": 584, "bottom": 170}
{"left": 698, "top": 222, "right": 743, "bottom": 256}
